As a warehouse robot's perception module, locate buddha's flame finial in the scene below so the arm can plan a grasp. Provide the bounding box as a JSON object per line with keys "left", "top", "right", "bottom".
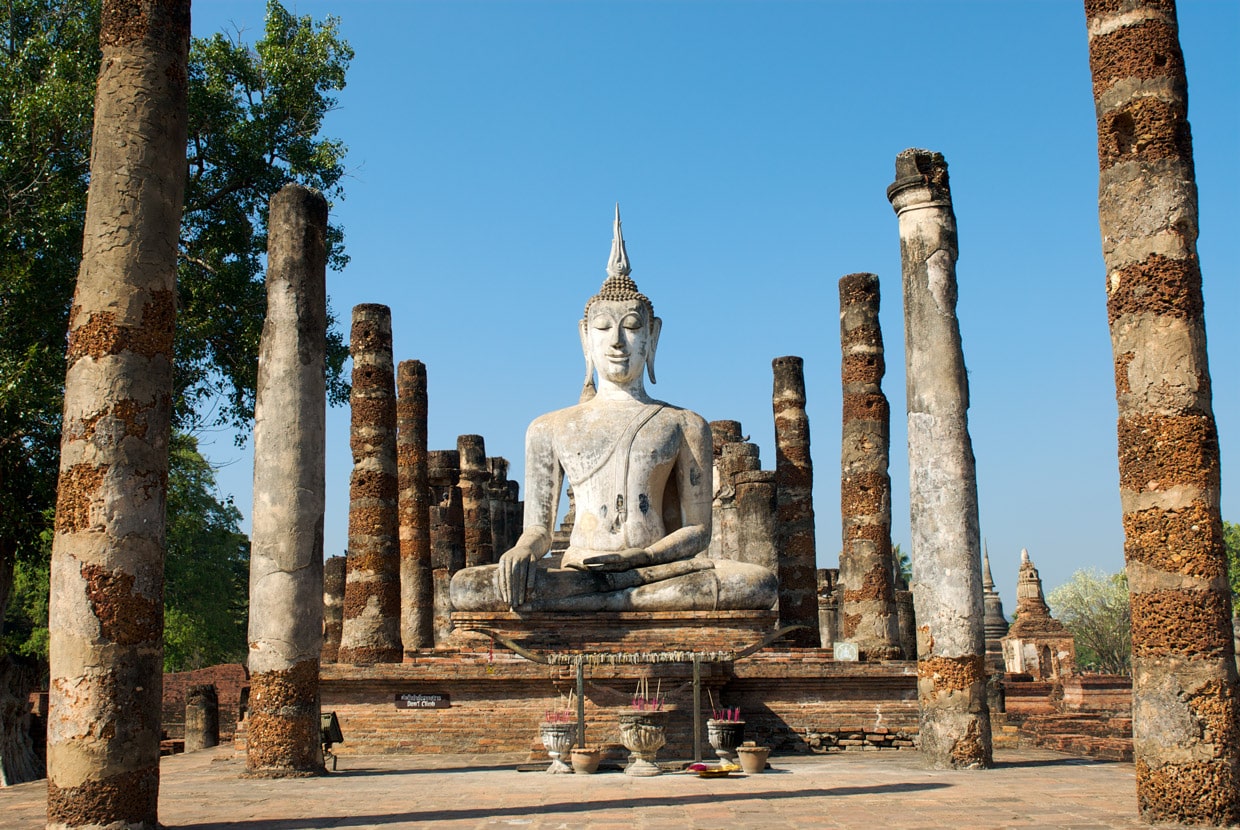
{"left": 607, "top": 202, "right": 631, "bottom": 278}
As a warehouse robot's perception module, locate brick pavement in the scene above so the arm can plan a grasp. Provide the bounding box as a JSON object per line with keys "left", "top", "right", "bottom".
{"left": 1, "top": 747, "right": 1163, "bottom": 829}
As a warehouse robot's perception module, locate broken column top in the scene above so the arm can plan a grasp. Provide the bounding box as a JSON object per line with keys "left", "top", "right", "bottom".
{"left": 887, "top": 148, "right": 951, "bottom": 202}
{"left": 710, "top": 420, "right": 744, "bottom": 457}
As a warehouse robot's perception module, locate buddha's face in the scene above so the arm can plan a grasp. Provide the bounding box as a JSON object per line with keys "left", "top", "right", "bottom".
{"left": 585, "top": 299, "right": 652, "bottom": 386}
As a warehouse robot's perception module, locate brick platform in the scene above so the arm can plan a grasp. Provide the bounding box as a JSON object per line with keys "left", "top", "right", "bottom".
{"left": 320, "top": 649, "right": 918, "bottom": 758}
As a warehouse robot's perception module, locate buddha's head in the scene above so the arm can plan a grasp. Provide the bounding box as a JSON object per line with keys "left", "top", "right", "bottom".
{"left": 579, "top": 206, "right": 661, "bottom": 399}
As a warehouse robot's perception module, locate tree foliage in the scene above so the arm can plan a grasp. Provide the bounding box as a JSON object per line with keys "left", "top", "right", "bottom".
{"left": 1047, "top": 569, "right": 1131, "bottom": 675}
{"left": 162, "top": 434, "right": 249, "bottom": 672}
{"left": 179, "top": 1, "right": 352, "bottom": 432}
{"left": 0, "top": 0, "right": 100, "bottom": 622}
{"left": 0, "top": 0, "right": 352, "bottom": 632}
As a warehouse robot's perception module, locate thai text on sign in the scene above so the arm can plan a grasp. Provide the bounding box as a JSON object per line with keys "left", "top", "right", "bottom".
{"left": 395, "top": 693, "right": 450, "bottom": 709}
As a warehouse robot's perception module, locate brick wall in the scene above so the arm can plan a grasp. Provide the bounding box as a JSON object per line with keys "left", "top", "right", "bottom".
{"left": 162, "top": 663, "right": 249, "bottom": 741}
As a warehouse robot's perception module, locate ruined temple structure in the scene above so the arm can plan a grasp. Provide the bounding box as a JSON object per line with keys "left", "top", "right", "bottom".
{"left": 981, "top": 547, "right": 1010, "bottom": 676}
{"left": 322, "top": 210, "right": 917, "bottom": 760}
{"left": 1085, "top": 0, "right": 1240, "bottom": 822}
{"left": 1001, "top": 549, "right": 1074, "bottom": 681}
{"left": 888, "top": 148, "right": 992, "bottom": 769}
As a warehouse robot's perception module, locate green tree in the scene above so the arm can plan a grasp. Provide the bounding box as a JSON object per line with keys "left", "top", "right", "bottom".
{"left": 178, "top": 1, "right": 352, "bottom": 432}
{"left": 162, "top": 434, "right": 250, "bottom": 672}
{"left": 0, "top": 0, "right": 100, "bottom": 641}
{"left": 0, "top": 0, "right": 352, "bottom": 632}
{"left": 1047, "top": 568, "right": 1131, "bottom": 675}
{"left": 891, "top": 543, "right": 912, "bottom": 588}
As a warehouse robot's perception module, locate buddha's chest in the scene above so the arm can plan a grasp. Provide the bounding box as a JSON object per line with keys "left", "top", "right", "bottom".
{"left": 553, "top": 407, "right": 681, "bottom": 496}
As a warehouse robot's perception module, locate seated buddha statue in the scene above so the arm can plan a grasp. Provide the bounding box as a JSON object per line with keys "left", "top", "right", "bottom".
{"left": 450, "top": 207, "right": 777, "bottom": 613}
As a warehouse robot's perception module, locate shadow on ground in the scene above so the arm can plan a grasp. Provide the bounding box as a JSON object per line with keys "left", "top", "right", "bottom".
{"left": 174, "top": 782, "right": 952, "bottom": 829}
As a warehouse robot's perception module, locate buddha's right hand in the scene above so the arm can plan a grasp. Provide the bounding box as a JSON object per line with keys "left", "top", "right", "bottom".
{"left": 497, "top": 546, "right": 539, "bottom": 608}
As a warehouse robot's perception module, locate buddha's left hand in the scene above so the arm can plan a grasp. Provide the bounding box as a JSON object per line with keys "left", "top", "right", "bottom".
{"left": 579, "top": 548, "right": 651, "bottom": 571}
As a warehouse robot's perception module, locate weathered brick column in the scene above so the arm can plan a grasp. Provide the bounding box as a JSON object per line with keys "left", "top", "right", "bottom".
{"left": 1085, "top": 1, "right": 1239, "bottom": 821}
{"left": 321, "top": 555, "right": 345, "bottom": 663}
{"left": 246, "top": 184, "right": 329, "bottom": 777}
{"left": 429, "top": 451, "right": 465, "bottom": 573}
{"left": 888, "top": 149, "right": 991, "bottom": 769}
{"left": 397, "top": 360, "right": 433, "bottom": 653}
{"left": 458, "top": 434, "right": 493, "bottom": 568}
{"left": 838, "top": 272, "right": 900, "bottom": 660}
{"left": 772, "top": 356, "right": 820, "bottom": 647}
{"left": 338, "top": 305, "right": 402, "bottom": 663}
{"left": 184, "top": 685, "right": 219, "bottom": 753}
{"left": 46, "top": 2, "right": 189, "bottom": 825}
{"left": 428, "top": 450, "right": 464, "bottom": 646}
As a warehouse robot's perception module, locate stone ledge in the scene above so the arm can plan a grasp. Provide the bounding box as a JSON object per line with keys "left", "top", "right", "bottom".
{"left": 448, "top": 609, "right": 781, "bottom": 654}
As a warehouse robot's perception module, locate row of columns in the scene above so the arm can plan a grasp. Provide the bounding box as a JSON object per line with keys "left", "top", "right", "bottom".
{"left": 331, "top": 371, "right": 522, "bottom": 661}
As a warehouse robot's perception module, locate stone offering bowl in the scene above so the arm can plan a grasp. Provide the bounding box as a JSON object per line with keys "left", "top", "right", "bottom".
{"left": 539, "top": 722, "right": 576, "bottom": 774}
{"left": 618, "top": 710, "right": 668, "bottom": 777}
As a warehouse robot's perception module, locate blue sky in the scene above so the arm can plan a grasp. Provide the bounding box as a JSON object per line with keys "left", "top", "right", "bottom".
{"left": 191, "top": 1, "right": 1239, "bottom": 609}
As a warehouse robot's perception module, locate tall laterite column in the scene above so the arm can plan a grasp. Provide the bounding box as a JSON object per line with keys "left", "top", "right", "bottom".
{"left": 772, "top": 356, "right": 820, "bottom": 647}
{"left": 246, "top": 185, "right": 329, "bottom": 776}
{"left": 46, "top": 2, "right": 189, "bottom": 825}
{"left": 838, "top": 272, "right": 900, "bottom": 660}
{"left": 397, "top": 360, "right": 433, "bottom": 653}
{"left": 338, "top": 305, "right": 402, "bottom": 663}
{"left": 888, "top": 148, "right": 991, "bottom": 769}
{"left": 1085, "top": 1, "right": 1239, "bottom": 822}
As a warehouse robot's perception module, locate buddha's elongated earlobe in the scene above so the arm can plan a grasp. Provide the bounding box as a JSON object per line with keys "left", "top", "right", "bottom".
{"left": 579, "top": 318, "right": 596, "bottom": 402}
{"left": 646, "top": 316, "right": 662, "bottom": 384}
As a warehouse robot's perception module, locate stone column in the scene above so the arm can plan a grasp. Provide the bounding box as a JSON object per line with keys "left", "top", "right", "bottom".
{"left": 1085, "top": 1, "right": 1239, "bottom": 822}
{"left": 486, "top": 457, "right": 511, "bottom": 555}
{"left": 338, "top": 305, "right": 402, "bottom": 664}
{"left": 772, "top": 356, "right": 820, "bottom": 647}
{"left": 428, "top": 450, "right": 464, "bottom": 647}
{"left": 838, "top": 272, "right": 901, "bottom": 660}
{"left": 321, "top": 555, "right": 345, "bottom": 663}
{"left": 734, "top": 470, "right": 778, "bottom": 576}
{"left": 46, "top": 3, "right": 189, "bottom": 824}
{"left": 458, "top": 435, "right": 493, "bottom": 568}
{"left": 817, "top": 569, "right": 839, "bottom": 648}
{"left": 397, "top": 360, "right": 433, "bottom": 654}
{"left": 895, "top": 588, "right": 917, "bottom": 662}
{"left": 428, "top": 451, "right": 465, "bottom": 573}
{"left": 246, "top": 184, "right": 329, "bottom": 776}
{"left": 184, "top": 685, "right": 219, "bottom": 753}
{"left": 888, "top": 148, "right": 991, "bottom": 769}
